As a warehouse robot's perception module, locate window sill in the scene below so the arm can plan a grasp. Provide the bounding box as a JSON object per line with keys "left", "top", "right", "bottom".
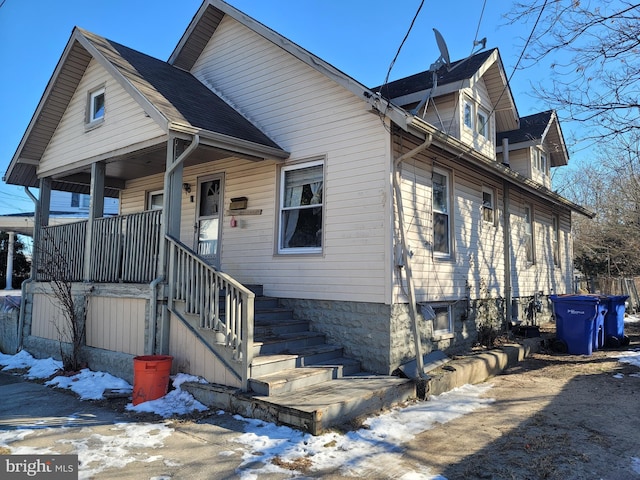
{"left": 85, "top": 118, "right": 104, "bottom": 132}
{"left": 433, "top": 332, "right": 454, "bottom": 341}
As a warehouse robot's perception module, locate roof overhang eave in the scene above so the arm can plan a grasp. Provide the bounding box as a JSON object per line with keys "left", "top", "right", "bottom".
{"left": 170, "top": 123, "right": 289, "bottom": 161}
{"left": 409, "top": 116, "right": 594, "bottom": 218}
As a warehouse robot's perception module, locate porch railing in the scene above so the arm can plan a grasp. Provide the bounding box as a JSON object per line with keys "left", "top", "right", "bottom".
{"left": 37, "top": 220, "right": 87, "bottom": 281}
{"left": 36, "top": 210, "right": 162, "bottom": 283}
{"left": 167, "top": 234, "right": 255, "bottom": 390}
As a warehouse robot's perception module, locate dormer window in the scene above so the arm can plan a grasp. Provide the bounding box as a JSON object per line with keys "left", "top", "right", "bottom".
{"left": 87, "top": 86, "right": 105, "bottom": 126}
{"left": 464, "top": 102, "right": 473, "bottom": 130}
{"left": 477, "top": 108, "right": 489, "bottom": 138}
{"left": 534, "top": 149, "right": 548, "bottom": 175}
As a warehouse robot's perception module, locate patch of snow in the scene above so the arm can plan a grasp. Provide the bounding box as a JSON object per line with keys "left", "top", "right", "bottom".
{"left": 233, "top": 383, "right": 493, "bottom": 479}
{"left": 46, "top": 369, "right": 132, "bottom": 400}
{"left": 615, "top": 350, "right": 640, "bottom": 369}
{"left": 613, "top": 373, "right": 624, "bottom": 379}
{"left": 59, "top": 422, "right": 174, "bottom": 479}
{"left": 632, "top": 457, "right": 640, "bottom": 474}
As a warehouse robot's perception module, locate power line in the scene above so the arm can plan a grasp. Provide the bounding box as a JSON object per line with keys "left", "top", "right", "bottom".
{"left": 381, "top": 0, "right": 425, "bottom": 90}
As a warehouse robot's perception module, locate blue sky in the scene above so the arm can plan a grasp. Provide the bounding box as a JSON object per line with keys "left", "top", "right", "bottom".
{"left": 0, "top": 0, "right": 563, "bottom": 216}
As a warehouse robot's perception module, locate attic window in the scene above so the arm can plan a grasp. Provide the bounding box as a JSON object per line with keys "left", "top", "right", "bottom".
{"left": 477, "top": 108, "right": 489, "bottom": 138}
{"left": 463, "top": 102, "right": 473, "bottom": 130}
{"left": 88, "top": 87, "right": 105, "bottom": 125}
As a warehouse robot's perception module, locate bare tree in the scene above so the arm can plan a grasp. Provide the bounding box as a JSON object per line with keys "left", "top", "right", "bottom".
{"left": 36, "top": 231, "right": 88, "bottom": 372}
{"left": 507, "top": 1, "right": 640, "bottom": 145}
{"left": 559, "top": 135, "right": 640, "bottom": 276}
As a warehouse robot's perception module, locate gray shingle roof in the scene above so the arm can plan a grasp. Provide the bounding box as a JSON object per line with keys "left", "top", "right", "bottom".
{"left": 83, "top": 29, "right": 283, "bottom": 151}
{"left": 496, "top": 111, "right": 554, "bottom": 144}
{"left": 373, "top": 49, "right": 496, "bottom": 99}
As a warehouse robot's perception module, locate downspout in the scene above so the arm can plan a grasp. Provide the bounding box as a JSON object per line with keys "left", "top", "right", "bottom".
{"left": 17, "top": 187, "right": 39, "bottom": 350}
{"left": 502, "top": 138, "right": 513, "bottom": 325}
{"left": 392, "top": 133, "right": 433, "bottom": 379}
{"left": 151, "top": 134, "right": 200, "bottom": 355}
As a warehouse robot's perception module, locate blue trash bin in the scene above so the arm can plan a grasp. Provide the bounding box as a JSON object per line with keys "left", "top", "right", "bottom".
{"left": 593, "top": 301, "right": 607, "bottom": 351}
{"left": 604, "top": 295, "right": 629, "bottom": 347}
{"left": 550, "top": 295, "right": 603, "bottom": 355}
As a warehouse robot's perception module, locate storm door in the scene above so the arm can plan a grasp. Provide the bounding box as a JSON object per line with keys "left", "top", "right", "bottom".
{"left": 195, "top": 174, "right": 224, "bottom": 268}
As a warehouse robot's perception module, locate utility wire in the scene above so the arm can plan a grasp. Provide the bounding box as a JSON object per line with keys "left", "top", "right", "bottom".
{"left": 377, "top": 0, "right": 425, "bottom": 131}
{"left": 382, "top": 0, "right": 425, "bottom": 92}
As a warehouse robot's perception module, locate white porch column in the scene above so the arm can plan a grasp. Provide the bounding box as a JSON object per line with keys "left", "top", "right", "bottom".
{"left": 83, "top": 162, "right": 105, "bottom": 281}
{"left": 31, "top": 178, "right": 51, "bottom": 279}
{"left": 5, "top": 231, "right": 15, "bottom": 290}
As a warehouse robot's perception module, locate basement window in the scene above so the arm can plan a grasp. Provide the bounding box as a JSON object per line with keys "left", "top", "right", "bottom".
{"left": 87, "top": 87, "right": 105, "bottom": 126}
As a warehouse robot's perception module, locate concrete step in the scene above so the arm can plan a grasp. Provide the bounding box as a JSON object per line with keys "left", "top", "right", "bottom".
{"left": 309, "top": 356, "right": 361, "bottom": 378}
{"left": 254, "top": 318, "right": 310, "bottom": 337}
{"left": 183, "top": 375, "right": 416, "bottom": 435}
{"left": 251, "top": 344, "right": 346, "bottom": 377}
{"left": 253, "top": 331, "right": 326, "bottom": 355}
{"left": 249, "top": 367, "right": 336, "bottom": 396}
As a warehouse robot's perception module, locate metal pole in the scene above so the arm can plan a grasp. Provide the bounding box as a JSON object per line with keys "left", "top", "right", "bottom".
{"left": 5, "top": 231, "right": 15, "bottom": 290}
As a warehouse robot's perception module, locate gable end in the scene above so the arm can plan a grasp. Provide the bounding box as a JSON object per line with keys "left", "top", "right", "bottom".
{"left": 170, "top": 4, "right": 225, "bottom": 71}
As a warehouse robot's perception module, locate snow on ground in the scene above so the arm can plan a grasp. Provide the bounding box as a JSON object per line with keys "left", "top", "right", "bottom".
{"left": 232, "top": 383, "right": 494, "bottom": 479}
{"left": 2, "top": 346, "right": 640, "bottom": 479}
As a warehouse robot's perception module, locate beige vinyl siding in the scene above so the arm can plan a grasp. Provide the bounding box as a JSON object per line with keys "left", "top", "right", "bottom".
{"left": 121, "top": 173, "right": 165, "bottom": 214}
{"left": 506, "top": 148, "right": 530, "bottom": 178}
{"left": 184, "top": 16, "right": 390, "bottom": 303}
{"left": 31, "top": 293, "right": 66, "bottom": 341}
{"left": 420, "top": 93, "right": 459, "bottom": 137}
{"left": 169, "top": 315, "right": 242, "bottom": 387}
{"left": 39, "top": 59, "right": 165, "bottom": 177}
{"left": 508, "top": 192, "right": 572, "bottom": 297}
{"left": 86, "top": 296, "right": 145, "bottom": 355}
{"left": 393, "top": 143, "right": 506, "bottom": 303}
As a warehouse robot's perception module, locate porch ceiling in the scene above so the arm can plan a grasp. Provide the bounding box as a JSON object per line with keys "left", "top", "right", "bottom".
{"left": 50, "top": 143, "right": 242, "bottom": 196}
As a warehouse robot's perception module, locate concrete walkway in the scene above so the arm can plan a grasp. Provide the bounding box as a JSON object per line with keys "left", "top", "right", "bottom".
{"left": 0, "top": 338, "right": 540, "bottom": 479}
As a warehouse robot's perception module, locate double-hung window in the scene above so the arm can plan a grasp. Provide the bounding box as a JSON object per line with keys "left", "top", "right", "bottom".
{"left": 463, "top": 101, "right": 473, "bottom": 130}
{"left": 552, "top": 215, "right": 560, "bottom": 266}
{"left": 524, "top": 205, "right": 534, "bottom": 263}
{"left": 477, "top": 108, "right": 489, "bottom": 138}
{"left": 432, "top": 169, "right": 451, "bottom": 256}
{"left": 279, "top": 161, "right": 324, "bottom": 254}
{"left": 482, "top": 187, "right": 495, "bottom": 224}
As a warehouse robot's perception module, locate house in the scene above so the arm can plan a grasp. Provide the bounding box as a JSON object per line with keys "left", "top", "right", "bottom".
{"left": 4, "top": 0, "right": 592, "bottom": 432}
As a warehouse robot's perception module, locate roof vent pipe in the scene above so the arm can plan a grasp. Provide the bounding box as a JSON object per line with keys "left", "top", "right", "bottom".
{"left": 502, "top": 138, "right": 510, "bottom": 167}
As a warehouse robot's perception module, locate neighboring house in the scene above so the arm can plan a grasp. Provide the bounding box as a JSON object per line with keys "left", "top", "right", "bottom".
{"left": 4, "top": 0, "right": 592, "bottom": 430}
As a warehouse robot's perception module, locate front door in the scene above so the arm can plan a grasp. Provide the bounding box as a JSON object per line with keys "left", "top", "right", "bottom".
{"left": 195, "top": 174, "right": 224, "bottom": 268}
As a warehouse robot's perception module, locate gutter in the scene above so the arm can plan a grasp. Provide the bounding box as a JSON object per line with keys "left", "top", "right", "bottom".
{"left": 392, "top": 134, "right": 433, "bottom": 380}
{"left": 408, "top": 116, "right": 595, "bottom": 218}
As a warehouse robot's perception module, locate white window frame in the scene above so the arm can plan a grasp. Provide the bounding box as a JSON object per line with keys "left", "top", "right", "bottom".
{"left": 87, "top": 87, "right": 105, "bottom": 125}
{"left": 524, "top": 204, "right": 535, "bottom": 264}
{"left": 278, "top": 160, "right": 324, "bottom": 255}
{"left": 482, "top": 187, "right": 495, "bottom": 225}
{"left": 552, "top": 215, "right": 560, "bottom": 267}
{"left": 146, "top": 190, "right": 164, "bottom": 211}
{"left": 432, "top": 168, "right": 452, "bottom": 258}
{"left": 477, "top": 108, "right": 489, "bottom": 138}
{"left": 463, "top": 101, "right": 474, "bottom": 130}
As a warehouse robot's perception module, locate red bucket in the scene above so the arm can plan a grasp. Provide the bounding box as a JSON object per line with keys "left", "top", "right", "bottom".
{"left": 132, "top": 355, "right": 173, "bottom": 405}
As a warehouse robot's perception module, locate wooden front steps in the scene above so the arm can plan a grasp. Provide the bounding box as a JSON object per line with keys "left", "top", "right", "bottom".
{"left": 178, "top": 286, "right": 416, "bottom": 434}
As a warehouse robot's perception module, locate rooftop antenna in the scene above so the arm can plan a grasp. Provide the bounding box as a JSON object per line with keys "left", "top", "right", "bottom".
{"left": 411, "top": 28, "right": 451, "bottom": 116}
